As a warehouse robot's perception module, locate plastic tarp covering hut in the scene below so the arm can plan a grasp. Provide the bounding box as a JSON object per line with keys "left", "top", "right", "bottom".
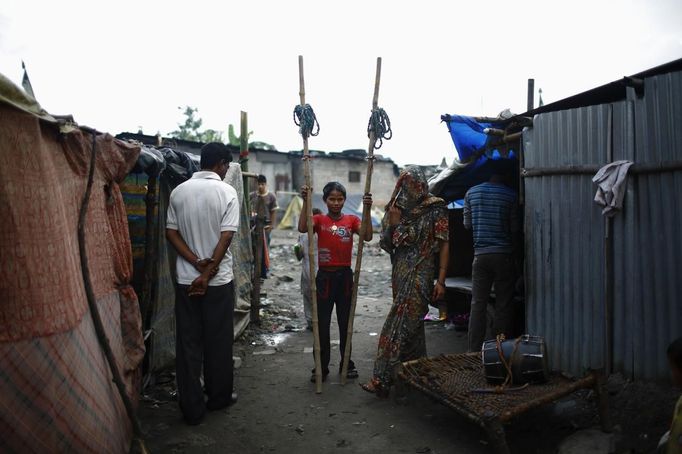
{"left": 0, "top": 73, "right": 144, "bottom": 453}
{"left": 122, "top": 147, "right": 198, "bottom": 375}
{"left": 224, "top": 163, "right": 254, "bottom": 338}
{"left": 278, "top": 194, "right": 304, "bottom": 230}
{"left": 429, "top": 114, "right": 518, "bottom": 202}
{"left": 122, "top": 151, "right": 253, "bottom": 375}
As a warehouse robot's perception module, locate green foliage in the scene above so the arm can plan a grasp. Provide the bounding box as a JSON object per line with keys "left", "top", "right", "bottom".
{"left": 170, "top": 106, "right": 203, "bottom": 141}
{"left": 228, "top": 124, "right": 252, "bottom": 146}
{"left": 169, "top": 106, "right": 224, "bottom": 143}
{"left": 227, "top": 124, "right": 277, "bottom": 150}
{"left": 169, "top": 106, "right": 275, "bottom": 149}
{"left": 249, "top": 141, "right": 277, "bottom": 151}
{"left": 200, "top": 129, "right": 224, "bottom": 143}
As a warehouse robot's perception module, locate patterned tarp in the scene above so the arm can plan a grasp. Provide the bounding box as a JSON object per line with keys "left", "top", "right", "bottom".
{"left": 0, "top": 90, "right": 143, "bottom": 453}
{"left": 224, "top": 163, "right": 254, "bottom": 338}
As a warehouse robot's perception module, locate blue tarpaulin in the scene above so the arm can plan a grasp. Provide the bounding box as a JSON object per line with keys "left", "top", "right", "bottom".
{"left": 431, "top": 114, "right": 519, "bottom": 203}
{"left": 444, "top": 115, "right": 494, "bottom": 162}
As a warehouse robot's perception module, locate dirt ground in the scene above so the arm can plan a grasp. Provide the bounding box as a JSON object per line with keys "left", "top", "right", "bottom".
{"left": 138, "top": 229, "right": 679, "bottom": 454}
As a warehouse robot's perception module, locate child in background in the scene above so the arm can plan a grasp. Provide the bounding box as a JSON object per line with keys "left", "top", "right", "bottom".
{"left": 296, "top": 208, "right": 322, "bottom": 331}
{"left": 299, "top": 182, "right": 372, "bottom": 383}
{"left": 659, "top": 337, "right": 682, "bottom": 454}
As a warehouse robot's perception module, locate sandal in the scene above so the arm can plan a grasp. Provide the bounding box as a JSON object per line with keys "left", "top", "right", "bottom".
{"left": 345, "top": 367, "right": 359, "bottom": 380}
{"left": 360, "top": 380, "right": 389, "bottom": 398}
{"left": 339, "top": 362, "right": 359, "bottom": 380}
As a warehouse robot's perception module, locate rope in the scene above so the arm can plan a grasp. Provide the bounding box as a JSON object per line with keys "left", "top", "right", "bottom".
{"left": 367, "top": 107, "right": 392, "bottom": 149}
{"left": 293, "top": 104, "right": 320, "bottom": 139}
{"left": 490, "top": 334, "right": 524, "bottom": 393}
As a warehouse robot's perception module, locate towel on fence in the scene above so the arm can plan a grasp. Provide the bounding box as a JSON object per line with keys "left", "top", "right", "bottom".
{"left": 592, "top": 160, "right": 634, "bottom": 217}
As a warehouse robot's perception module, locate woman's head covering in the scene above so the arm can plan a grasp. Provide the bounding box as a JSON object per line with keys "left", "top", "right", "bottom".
{"left": 388, "top": 166, "right": 430, "bottom": 212}
{"left": 380, "top": 165, "right": 447, "bottom": 253}
{"left": 392, "top": 166, "right": 429, "bottom": 211}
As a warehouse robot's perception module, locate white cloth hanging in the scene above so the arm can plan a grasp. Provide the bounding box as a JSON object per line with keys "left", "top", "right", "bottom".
{"left": 592, "top": 160, "right": 634, "bottom": 217}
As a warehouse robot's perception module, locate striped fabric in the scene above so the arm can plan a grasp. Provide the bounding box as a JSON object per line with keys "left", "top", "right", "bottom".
{"left": 463, "top": 182, "right": 519, "bottom": 255}
{"left": 0, "top": 292, "right": 138, "bottom": 453}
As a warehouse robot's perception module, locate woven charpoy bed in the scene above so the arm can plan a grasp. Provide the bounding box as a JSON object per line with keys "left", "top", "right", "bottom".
{"left": 397, "top": 353, "right": 611, "bottom": 454}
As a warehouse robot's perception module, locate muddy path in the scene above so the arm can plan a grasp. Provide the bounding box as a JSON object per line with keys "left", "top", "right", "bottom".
{"left": 137, "top": 229, "right": 677, "bottom": 454}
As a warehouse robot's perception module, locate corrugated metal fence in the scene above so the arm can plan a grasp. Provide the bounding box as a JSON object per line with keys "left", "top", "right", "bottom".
{"left": 523, "top": 71, "right": 682, "bottom": 381}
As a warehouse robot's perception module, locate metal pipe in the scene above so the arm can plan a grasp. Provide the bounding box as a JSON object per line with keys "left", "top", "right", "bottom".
{"left": 521, "top": 165, "right": 600, "bottom": 177}
{"left": 522, "top": 160, "right": 682, "bottom": 178}
{"left": 527, "top": 79, "right": 535, "bottom": 112}
{"left": 604, "top": 104, "right": 614, "bottom": 376}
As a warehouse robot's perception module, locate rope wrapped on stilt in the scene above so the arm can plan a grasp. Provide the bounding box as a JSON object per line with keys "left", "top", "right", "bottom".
{"left": 293, "top": 104, "right": 320, "bottom": 139}
{"left": 367, "top": 107, "right": 392, "bottom": 149}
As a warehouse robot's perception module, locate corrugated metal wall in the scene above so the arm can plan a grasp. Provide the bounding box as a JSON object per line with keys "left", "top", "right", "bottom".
{"left": 616, "top": 72, "right": 682, "bottom": 380}
{"left": 523, "top": 71, "right": 682, "bottom": 380}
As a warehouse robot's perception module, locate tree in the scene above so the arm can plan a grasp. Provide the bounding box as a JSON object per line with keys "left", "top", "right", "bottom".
{"left": 227, "top": 123, "right": 277, "bottom": 151}
{"left": 200, "top": 129, "right": 224, "bottom": 143}
{"left": 170, "top": 106, "right": 203, "bottom": 141}
{"left": 169, "top": 105, "right": 276, "bottom": 149}
{"left": 169, "top": 106, "right": 224, "bottom": 143}
{"left": 228, "top": 124, "right": 251, "bottom": 146}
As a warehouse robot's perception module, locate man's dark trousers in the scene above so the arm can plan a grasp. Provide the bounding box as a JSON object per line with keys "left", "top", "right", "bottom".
{"left": 175, "top": 282, "right": 234, "bottom": 423}
{"left": 468, "top": 254, "right": 516, "bottom": 352}
{"left": 314, "top": 268, "right": 355, "bottom": 373}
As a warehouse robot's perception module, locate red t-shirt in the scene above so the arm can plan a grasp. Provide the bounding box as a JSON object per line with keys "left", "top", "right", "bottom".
{"left": 313, "top": 214, "right": 361, "bottom": 267}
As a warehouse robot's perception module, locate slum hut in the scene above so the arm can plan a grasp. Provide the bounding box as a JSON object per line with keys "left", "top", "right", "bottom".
{"left": 429, "top": 57, "right": 682, "bottom": 381}
{"left": 118, "top": 144, "right": 254, "bottom": 382}
{"left": 427, "top": 111, "right": 527, "bottom": 334}
{"left": 117, "top": 132, "right": 296, "bottom": 218}
{"left": 0, "top": 73, "right": 144, "bottom": 452}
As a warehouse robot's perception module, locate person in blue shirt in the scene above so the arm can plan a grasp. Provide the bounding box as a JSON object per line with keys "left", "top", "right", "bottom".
{"left": 463, "top": 167, "right": 519, "bottom": 352}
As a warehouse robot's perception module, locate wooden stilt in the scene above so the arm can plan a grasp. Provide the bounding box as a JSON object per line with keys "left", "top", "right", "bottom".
{"left": 341, "top": 57, "right": 383, "bottom": 384}
{"left": 298, "top": 55, "right": 323, "bottom": 394}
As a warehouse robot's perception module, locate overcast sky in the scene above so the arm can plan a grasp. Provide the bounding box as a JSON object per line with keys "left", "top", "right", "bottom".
{"left": 1, "top": 1, "right": 681, "bottom": 166}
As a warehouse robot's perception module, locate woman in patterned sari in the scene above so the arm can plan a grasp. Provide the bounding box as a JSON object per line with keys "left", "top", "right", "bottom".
{"left": 361, "top": 166, "right": 449, "bottom": 397}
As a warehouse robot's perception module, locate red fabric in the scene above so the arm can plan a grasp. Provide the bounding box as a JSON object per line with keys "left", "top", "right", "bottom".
{"left": 313, "top": 214, "right": 361, "bottom": 267}
{"left": 263, "top": 233, "right": 270, "bottom": 269}
{"left": 0, "top": 102, "right": 143, "bottom": 453}
{"left": 0, "top": 112, "right": 140, "bottom": 341}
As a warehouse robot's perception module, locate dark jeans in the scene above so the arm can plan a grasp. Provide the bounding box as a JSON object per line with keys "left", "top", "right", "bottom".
{"left": 468, "top": 254, "right": 516, "bottom": 352}
{"left": 315, "top": 268, "right": 355, "bottom": 373}
{"left": 175, "top": 282, "right": 234, "bottom": 423}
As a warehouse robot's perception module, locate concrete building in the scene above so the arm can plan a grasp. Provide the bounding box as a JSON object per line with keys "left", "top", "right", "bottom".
{"left": 291, "top": 149, "right": 400, "bottom": 207}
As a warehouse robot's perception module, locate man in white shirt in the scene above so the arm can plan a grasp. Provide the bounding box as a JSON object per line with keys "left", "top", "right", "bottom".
{"left": 166, "top": 142, "right": 239, "bottom": 425}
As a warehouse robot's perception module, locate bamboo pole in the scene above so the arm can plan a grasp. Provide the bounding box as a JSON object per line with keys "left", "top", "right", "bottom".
{"left": 341, "top": 57, "right": 382, "bottom": 384}
{"left": 299, "top": 55, "right": 323, "bottom": 394}
{"left": 240, "top": 111, "right": 250, "bottom": 215}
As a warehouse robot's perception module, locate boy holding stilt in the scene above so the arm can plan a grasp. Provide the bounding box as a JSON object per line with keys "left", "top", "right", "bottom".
{"left": 299, "top": 182, "right": 372, "bottom": 382}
